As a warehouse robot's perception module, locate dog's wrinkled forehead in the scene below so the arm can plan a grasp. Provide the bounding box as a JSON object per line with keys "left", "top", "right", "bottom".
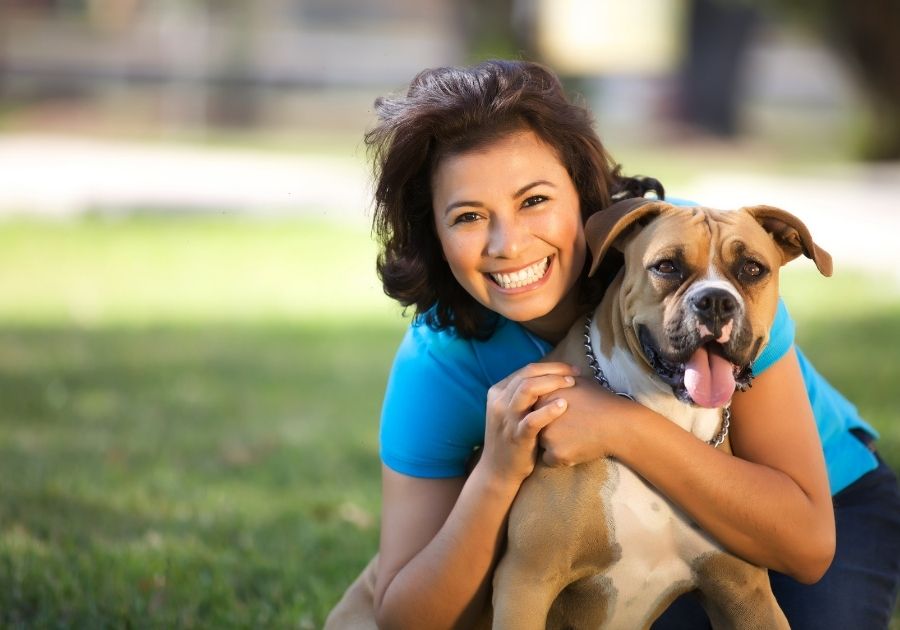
{"left": 629, "top": 209, "right": 712, "bottom": 262}
{"left": 585, "top": 200, "right": 832, "bottom": 280}
{"left": 630, "top": 208, "right": 784, "bottom": 272}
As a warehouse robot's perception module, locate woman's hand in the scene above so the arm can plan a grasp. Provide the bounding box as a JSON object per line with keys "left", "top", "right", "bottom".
{"left": 480, "top": 362, "right": 579, "bottom": 484}
{"left": 376, "top": 362, "right": 578, "bottom": 629}
{"left": 536, "top": 377, "right": 632, "bottom": 466}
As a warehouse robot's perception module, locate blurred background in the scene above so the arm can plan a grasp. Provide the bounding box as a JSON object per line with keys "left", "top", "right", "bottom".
{"left": 2, "top": 0, "right": 900, "bottom": 264}
{"left": 0, "top": 1, "right": 897, "bottom": 627}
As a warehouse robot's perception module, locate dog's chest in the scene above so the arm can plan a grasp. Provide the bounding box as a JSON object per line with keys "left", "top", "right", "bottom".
{"left": 600, "top": 462, "right": 720, "bottom": 624}
{"left": 588, "top": 333, "right": 727, "bottom": 623}
{"left": 599, "top": 344, "right": 724, "bottom": 443}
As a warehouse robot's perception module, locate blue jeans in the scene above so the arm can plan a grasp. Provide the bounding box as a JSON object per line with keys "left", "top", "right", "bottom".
{"left": 653, "top": 450, "right": 900, "bottom": 629}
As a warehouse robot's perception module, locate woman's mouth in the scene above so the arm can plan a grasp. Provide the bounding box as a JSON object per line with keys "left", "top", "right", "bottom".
{"left": 488, "top": 256, "right": 551, "bottom": 289}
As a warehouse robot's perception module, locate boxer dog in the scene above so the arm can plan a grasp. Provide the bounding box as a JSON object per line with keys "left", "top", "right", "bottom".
{"left": 490, "top": 199, "right": 832, "bottom": 629}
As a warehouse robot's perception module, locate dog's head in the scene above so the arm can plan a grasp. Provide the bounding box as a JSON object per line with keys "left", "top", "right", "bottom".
{"left": 585, "top": 199, "right": 832, "bottom": 408}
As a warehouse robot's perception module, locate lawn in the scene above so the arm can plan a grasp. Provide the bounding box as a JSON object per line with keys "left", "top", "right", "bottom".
{"left": 0, "top": 216, "right": 897, "bottom": 628}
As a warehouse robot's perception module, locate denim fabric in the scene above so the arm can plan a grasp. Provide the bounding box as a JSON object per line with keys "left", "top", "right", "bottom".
{"left": 653, "top": 451, "right": 900, "bottom": 629}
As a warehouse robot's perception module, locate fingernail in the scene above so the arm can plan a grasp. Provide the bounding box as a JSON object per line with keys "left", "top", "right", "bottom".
{"left": 564, "top": 376, "right": 575, "bottom": 385}
{"left": 556, "top": 399, "right": 567, "bottom": 408}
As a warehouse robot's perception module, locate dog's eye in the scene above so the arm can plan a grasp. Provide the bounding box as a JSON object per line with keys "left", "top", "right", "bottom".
{"left": 652, "top": 260, "right": 678, "bottom": 275}
{"left": 741, "top": 260, "right": 765, "bottom": 278}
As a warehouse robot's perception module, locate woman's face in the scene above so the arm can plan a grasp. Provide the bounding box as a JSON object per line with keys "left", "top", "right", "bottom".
{"left": 431, "top": 130, "right": 586, "bottom": 341}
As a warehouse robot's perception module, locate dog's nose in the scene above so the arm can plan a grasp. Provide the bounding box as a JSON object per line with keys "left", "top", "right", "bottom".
{"left": 690, "top": 288, "right": 738, "bottom": 323}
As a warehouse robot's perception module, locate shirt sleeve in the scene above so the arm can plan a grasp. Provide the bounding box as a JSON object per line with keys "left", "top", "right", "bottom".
{"left": 751, "top": 298, "right": 795, "bottom": 375}
{"left": 379, "top": 323, "right": 488, "bottom": 479}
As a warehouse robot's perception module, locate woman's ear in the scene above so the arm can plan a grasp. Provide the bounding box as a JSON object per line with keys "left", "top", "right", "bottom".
{"left": 584, "top": 199, "right": 667, "bottom": 276}
{"left": 743, "top": 205, "right": 833, "bottom": 276}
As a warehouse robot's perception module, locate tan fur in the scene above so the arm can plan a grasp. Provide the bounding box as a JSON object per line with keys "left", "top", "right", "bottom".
{"left": 692, "top": 552, "right": 789, "bottom": 629}
{"left": 491, "top": 202, "right": 830, "bottom": 629}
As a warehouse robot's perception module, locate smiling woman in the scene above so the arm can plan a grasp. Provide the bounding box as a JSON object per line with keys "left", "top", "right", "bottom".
{"left": 431, "top": 131, "right": 586, "bottom": 343}
{"left": 325, "top": 59, "right": 900, "bottom": 630}
{"left": 366, "top": 61, "right": 651, "bottom": 345}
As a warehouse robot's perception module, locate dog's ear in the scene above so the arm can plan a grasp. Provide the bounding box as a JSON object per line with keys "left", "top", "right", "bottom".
{"left": 744, "top": 205, "right": 833, "bottom": 276}
{"left": 585, "top": 199, "right": 668, "bottom": 276}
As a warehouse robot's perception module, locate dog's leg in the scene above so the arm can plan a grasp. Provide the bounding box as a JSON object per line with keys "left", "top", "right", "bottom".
{"left": 546, "top": 576, "right": 617, "bottom": 630}
{"left": 492, "top": 460, "right": 620, "bottom": 630}
{"left": 493, "top": 570, "right": 617, "bottom": 630}
{"left": 693, "top": 552, "right": 789, "bottom": 630}
{"left": 491, "top": 559, "right": 568, "bottom": 630}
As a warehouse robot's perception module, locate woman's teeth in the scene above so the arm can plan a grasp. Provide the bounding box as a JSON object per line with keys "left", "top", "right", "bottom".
{"left": 490, "top": 257, "right": 550, "bottom": 289}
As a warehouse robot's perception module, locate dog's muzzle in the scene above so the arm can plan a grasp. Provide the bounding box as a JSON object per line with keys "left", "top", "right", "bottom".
{"left": 689, "top": 287, "right": 739, "bottom": 342}
{"left": 638, "top": 320, "right": 755, "bottom": 409}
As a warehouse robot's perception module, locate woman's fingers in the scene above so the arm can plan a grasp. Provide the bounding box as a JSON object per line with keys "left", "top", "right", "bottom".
{"left": 494, "top": 362, "right": 579, "bottom": 391}
{"left": 507, "top": 373, "right": 575, "bottom": 414}
{"left": 516, "top": 398, "right": 567, "bottom": 441}
{"left": 487, "top": 362, "right": 578, "bottom": 421}
{"left": 481, "top": 362, "right": 580, "bottom": 482}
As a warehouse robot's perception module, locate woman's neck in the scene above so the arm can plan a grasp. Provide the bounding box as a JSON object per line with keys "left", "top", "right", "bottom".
{"left": 520, "top": 287, "right": 582, "bottom": 345}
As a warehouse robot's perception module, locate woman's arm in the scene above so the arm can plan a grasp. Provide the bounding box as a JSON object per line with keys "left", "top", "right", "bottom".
{"left": 538, "top": 347, "right": 835, "bottom": 583}
{"left": 374, "top": 362, "right": 577, "bottom": 629}
{"left": 374, "top": 466, "right": 514, "bottom": 629}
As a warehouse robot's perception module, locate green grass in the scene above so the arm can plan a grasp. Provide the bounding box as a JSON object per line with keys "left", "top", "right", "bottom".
{"left": 0, "top": 217, "right": 897, "bottom": 628}
{"left": 0, "top": 323, "right": 398, "bottom": 628}
{"left": 0, "top": 216, "right": 397, "bottom": 326}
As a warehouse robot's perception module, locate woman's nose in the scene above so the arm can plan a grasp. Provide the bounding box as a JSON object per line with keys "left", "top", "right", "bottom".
{"left": 486, "top": 215, "right": 528, "bottom": 259}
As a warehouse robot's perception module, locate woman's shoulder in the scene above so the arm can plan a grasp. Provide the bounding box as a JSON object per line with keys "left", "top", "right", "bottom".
{"left": 394, "top": 315, "right": 549, "bottom": 384}
{"left": 378, "top": 318, "right": 503, "bottom": 479}
{"left": 394, "top": 317, "right": 483, "bottom": 374}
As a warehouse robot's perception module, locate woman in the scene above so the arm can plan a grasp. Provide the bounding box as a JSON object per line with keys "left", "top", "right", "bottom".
{"left": 326, "top": 60, "right": 900, "bottom": 629}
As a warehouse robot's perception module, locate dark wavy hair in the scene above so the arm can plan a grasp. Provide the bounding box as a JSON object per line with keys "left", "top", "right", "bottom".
{"left": 366, "top": 59, "right": 663, "bottom": 339}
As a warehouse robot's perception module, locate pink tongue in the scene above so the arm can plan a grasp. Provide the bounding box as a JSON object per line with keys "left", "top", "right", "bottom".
{"left": 684, "top": 346, "right": 736, "bottom": 408}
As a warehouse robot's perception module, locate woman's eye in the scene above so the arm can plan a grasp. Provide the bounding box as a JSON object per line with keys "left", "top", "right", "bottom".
{"left": 652, "top": 260, "right": 678, "bottom": 275}
{"left": 522, "top": 195, "right": 548, "bottom": 208}
{"left": 453, "top": 211, "right": 481, "bottom": 225}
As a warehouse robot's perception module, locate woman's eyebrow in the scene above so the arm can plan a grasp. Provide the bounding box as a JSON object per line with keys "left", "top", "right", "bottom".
{"left": 443, "top": 199, "right": 484, "bottom": 215}
{"left": 514, "top": 180, "right": 555, "bottom": 197}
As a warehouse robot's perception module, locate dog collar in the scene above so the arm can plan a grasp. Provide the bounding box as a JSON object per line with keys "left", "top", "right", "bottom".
{"left": 582, "top": 315, "right": 731, "bottom": 448}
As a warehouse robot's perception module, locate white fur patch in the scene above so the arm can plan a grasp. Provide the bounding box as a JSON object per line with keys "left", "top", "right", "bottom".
{"left": 602, "top": 464, "right": 722, "bottom": 627}
{"left": 590, "top": 328, "right": 723, "bottom": 441}
{"left": 576, "top": 312, "right": 732, "bottom": 626}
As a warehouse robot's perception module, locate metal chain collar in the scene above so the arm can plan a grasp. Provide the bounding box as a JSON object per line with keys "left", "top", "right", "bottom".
{"left": 582, "top": 315, "right": 730, "bottom": 448}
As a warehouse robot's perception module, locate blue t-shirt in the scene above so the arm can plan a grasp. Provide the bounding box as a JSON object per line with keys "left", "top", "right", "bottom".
{"left": 379, "top": 299, "right": 878, "bottom": 494}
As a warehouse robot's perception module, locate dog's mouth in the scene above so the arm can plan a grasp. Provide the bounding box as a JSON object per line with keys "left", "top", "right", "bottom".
{"left": 638, "top": 326, "right": 754, "bottom": 408}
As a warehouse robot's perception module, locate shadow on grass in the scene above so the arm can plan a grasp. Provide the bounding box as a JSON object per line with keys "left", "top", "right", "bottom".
{"left": 0, "top": 320, "right": 405, "bottom": 628}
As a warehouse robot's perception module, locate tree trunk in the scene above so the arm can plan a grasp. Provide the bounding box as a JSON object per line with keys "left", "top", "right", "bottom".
{"left": 828, "top": 0, "right": 900, "bottom": 160}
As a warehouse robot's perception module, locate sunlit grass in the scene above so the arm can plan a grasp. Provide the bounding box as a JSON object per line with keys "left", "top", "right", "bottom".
{"left": 0, "top": 322, "right": 396, "bottom": 627}
{"left": 0, "top": 216, "right": 399, "bottom": 326}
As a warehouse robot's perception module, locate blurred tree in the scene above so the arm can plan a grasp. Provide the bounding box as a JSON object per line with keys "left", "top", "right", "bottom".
{"left": 461, "top": 0, "right": 533, "bottom": 62}
{"left": 677, "top": 0, "right": 762, "bottom": 138}
{"left": 741, "top": 0, "right": 900, "bottom": 159}
{"left": 0, "top": 2, "right": 7, "bottom": 104}
{"left": 821, "top": 0, "right": 900, "bottom": 160}
{"left": 206, "top": 0, "right": 262, "bottom": 127}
